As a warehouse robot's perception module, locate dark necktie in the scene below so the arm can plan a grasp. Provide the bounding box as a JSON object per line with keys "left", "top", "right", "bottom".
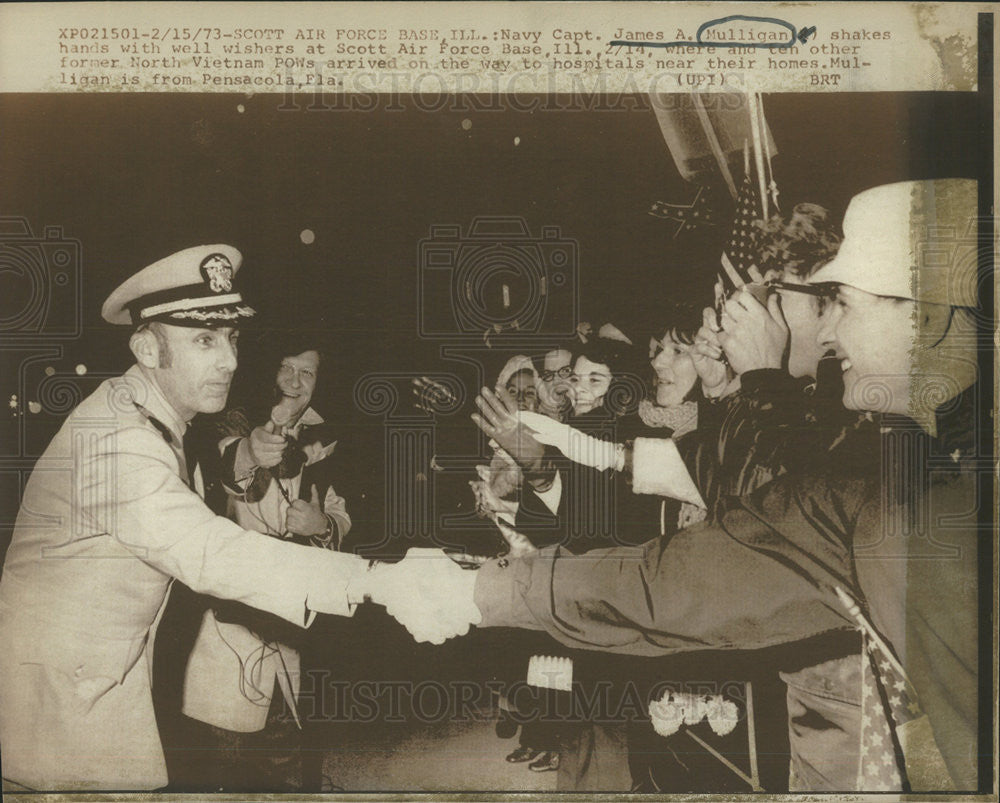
{"left": 141, "top": 409, "right": 197, "bottom": 489}
{"left": 182, "top": 425, "right": 199, "bottom": 489}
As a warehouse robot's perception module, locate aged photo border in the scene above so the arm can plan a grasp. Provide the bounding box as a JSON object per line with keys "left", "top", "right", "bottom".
{"left": 0, "top": 2, "right": 996, "bottom": 800}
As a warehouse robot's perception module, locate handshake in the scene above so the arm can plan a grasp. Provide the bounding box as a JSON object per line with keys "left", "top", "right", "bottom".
{"left": 348, "top": 548, "right": 484, "bottom": 645}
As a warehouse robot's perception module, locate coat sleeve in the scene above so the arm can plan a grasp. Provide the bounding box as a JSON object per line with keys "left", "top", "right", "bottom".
{"left": 674, "top": 372, "right": 817, "bottom": 519}
{"left": 514, "top": 468, "right": 568, "bottom": 548}
{"left": 83, "top": 425, "right": 364, "bottom": 625}
{"left": 474, "top": 470, "right": 871, "bottom": 657}
{"left": 298, "top": 445, "right": 353, "bottom": 547}
{"left": 322, "top": 487, "right": 352, "bottom": 540}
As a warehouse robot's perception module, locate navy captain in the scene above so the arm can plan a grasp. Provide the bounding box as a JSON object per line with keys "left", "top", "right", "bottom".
{"left": 0, "top": 244, "right": 476, "bottom": 791}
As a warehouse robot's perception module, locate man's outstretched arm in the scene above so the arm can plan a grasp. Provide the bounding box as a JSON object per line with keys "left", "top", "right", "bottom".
{"left": 469, "top": 472, "right": 870, "bottom": 657}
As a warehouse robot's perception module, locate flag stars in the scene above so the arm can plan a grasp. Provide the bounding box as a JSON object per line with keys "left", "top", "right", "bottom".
{"left": 648, "top": 186, "right": 718, "bottom": 238}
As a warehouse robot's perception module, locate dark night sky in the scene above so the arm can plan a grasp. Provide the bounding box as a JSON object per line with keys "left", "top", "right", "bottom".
{"left": 0, "top": 90, "right": 985, "bottom": 552}
{"left": 0, "top": 91, "right": 982, "bottom": 352}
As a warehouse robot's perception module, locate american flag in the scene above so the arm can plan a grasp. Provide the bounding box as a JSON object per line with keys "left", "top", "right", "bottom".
{"left": 720, "top": 172, "right": 763, "bottom": 290}
{"left": 836, "top": 587, "right": 921, "bottom": 791}
{"left": 857, "top": 631, "right": 919, "bottom": 791}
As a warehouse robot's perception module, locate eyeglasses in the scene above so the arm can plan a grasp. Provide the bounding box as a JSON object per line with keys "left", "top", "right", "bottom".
{"left": 539, "top": 365, "right": 573, "bottom": 382}
{"left": 764, "top": 280, "right": 836, "bottom": 298}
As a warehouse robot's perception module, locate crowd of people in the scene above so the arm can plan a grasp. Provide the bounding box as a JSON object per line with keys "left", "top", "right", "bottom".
{"left": 0, "top": 177, "right": 986, "bottom": 795}
{"left": 452, "top": 179, "right": 982, "bottom": 793}
{"left": 421, "top": 199, "right": 854, "bottom": 791}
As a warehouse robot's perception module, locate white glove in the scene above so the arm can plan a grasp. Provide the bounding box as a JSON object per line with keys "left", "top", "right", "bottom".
{"left": 516, "top": 411, "right": 623, "bottom": 472}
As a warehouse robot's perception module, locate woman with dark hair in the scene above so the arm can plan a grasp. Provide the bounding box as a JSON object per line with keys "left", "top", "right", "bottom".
{"left": 568, "top": 331, "right": 646, "bottom": 419}
{"left": 527, "top": 314, "right": 707, "bottom": 544}
{"left": 638, "top": 304, "right": 707, "bottom": 530}
{"left": 645, "top": 305, "right": 703, "bottom": 424}
{"left": 511, "top": 326, "right": 663, "bottom": 554}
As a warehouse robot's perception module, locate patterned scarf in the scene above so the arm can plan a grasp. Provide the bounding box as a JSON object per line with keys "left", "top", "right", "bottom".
{"left": 638, "top": 398, "right": 698, "bottom": 437}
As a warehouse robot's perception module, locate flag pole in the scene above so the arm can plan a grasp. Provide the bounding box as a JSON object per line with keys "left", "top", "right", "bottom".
{"left": 747, "top": 90, "right": 769, "bottom": 220}
{"left": 758, "top": 93, "right": 781, "bottom": 212}
{"left": 691, "top": 92, "right": 738, "bottom": 200}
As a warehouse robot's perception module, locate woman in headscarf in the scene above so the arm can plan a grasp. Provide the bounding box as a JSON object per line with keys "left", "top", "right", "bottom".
{"left": 470, "top": 355, "right": 539, "bottom": 526}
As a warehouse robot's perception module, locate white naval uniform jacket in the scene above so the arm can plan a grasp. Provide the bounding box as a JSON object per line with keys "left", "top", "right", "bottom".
{"left": 0, "top": 366, "right": 363, "bottom": 791}
{"left": 183, "top": 407, "right": 352, "bottom": 733}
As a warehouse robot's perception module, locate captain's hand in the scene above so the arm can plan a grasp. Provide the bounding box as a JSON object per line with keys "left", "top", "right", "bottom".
{"left": 368, "top": 548, "right": 482, "bottom": 645}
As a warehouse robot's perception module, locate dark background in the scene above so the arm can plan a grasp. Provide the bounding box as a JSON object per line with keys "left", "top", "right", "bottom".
{"left": 0, "top": 91, "right": 990, "bottom": 791}
{"left": 0, "top": 91, "right": 984, "bottom": 559}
